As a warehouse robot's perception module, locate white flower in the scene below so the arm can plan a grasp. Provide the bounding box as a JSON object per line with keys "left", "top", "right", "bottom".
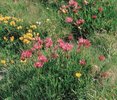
{"left": 36, "top": 21, "right": 41, "bottom": 25}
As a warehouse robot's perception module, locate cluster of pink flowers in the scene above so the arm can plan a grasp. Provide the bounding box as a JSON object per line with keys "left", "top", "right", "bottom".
{"left": 79, "top": 59, "right": 86, "bottom": 66}
{"left": 20, "top": 35, "right": 106, "bottom": 70}
{"left": 76, "top": 19, "right": 85, "bottom": 25}
{"left": 68, "top": 0, "right": 78, "bottom": 8}
{"left": 68, "top": 34, "right": 74, "bottom": 41}
{"left": 31, "top": 37, "right": 53, "bottom": 51}
{"left": 58, "top": 39, "right": 73, "bottom": 51}
{"left": 32, "top": 37, "right": 43, "bottom": 51}
{"left": 65, "top": 17, "right": 85, "bottom": 26}
{"left": 21, "top": 50, "right": 32, "bottom": 60}
{"left": 34, "top": 55, "right": 48, "bottom": 68}
{"left": 45, "top": 37, "right": 53, "bottom": 48}
{"left": 20, "top": 36, "right": 93, "bottom": 68}
{"left": 78, "top": 38, "right": 91, "bottom": 49}
{"left": 65, "top": 17, "right": 73, "bottom": 23}
{"left": 34, "top": 62, "right": 43, "bottom": 68}
{"left": 62, "top": 0, "right": 104, "bottom": 31}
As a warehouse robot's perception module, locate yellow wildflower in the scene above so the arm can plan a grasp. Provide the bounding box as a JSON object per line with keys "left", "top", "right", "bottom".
{"left": 10, "top": 21, "right": 16, "bottom": 26}
{"left": 12, "top": 17, "right": 17, "bottom": 21}
{"left": 17, "top": 26, "right": 22, "bottom": 30}
{"left": 28, "top": 29, "right": 32, "bottom": 33}
{"left": 30, "top": 25, "right": 37, "bottom": 29}
{"left": 4, "top": 16, "right": 11, "bottom": 20}
{"left": 27, "top": 37, "right": 33, "bottom": 40}
{"left": 17, "top": 19, "right": 23, "bottom": 22}
{"left": 3, "top": 36, "right": 8, "bottom": 41}
{"left": 1, "top": 60, "right": 6, "bottom": 65}
{"left": 19, "top": 37, "right": 24, "bottom": 40}
{"left": 10, "top": 60, "right": 14, "bottom": 64}
{"left": 36, "top": 33, "right": 39, "bottom": 36}
{"left": 75, "top": 72, "right": 82, "bottom": 78}
{"left": 0, "top": 17, "right": 4, "bottom": 21}
{"left": 23, "top": 33, "right": 33, "bottom": 40}
{"left": 26, "top": 33, "right": 33, "bottom": 38}
{"left": 23, "top": 39, "right": 30, "bottom": 44}
{"left": 4, "top": 21, "right": 8, "bottom": 24}
{"left": 10, "top": 36, "right": 14, "bottom": 42}
{"left": 20, "top": 59, "right": 27, "bottom": 63}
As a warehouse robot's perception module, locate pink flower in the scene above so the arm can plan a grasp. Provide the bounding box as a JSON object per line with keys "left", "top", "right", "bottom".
{"left": 98, "top": 7, "right": 103, "bottom": 13}
{"left": 69, "top": 0, "right": 78, "bottom": 8}
{"left": 79, "top": 59, "right": 86, "bottom": 65}
{"left": 38, "top": 55, "right": 48, "bottom": 63}
{"left": 57, "top": 39, "right": 64, "bottom": 48}
{"left": 57, "top": 39, "right": 64, "bottom": 44}
{"left": 76, "top": 19, "right": 85, "bottom": 25}
{"left": 99, "top": 55, "right": 105, "bottom": 61}
{"left": 68, "top": 34, "right": 73, "bottom": 40}
{"left": 34, "top": 37, "right": 43, "bottom": 44}
{"left": 31, "top": 47, "right": 36, "bottom": 52}
{"left": 34, "top": 62, "right": 44, "bottom": 68}
{"left": 84, "top": 39, "right": 91, "bottom": 48}
{"left": 58, "top": 39, "right": 73, "bottom": 51}
{"left": 65, "top": 17, "right": 73, "bottom": 23}
{"left": 45, "top": 37, "right": 53, "bottom": 48}
{"left": 21, "top": 50, "right": 32, "bottom": 58}
{"left": 92, "top": 15, "right": 97, "bottom": 19}
{"left": 64, "top": 43, "right": 73, "bottom": 51}
{"left": 33, "top": 42, "right": 42, "bottom": 49}
{"left": 78, "top": 38, "right": 91, "bottom": 48}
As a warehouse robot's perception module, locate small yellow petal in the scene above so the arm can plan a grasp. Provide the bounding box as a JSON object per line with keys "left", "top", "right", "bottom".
{"left": 75, "top": 72, "right": 82, "bottom": 78}
{"left": 1, "top": 60, "right": 6, "bottom": 65}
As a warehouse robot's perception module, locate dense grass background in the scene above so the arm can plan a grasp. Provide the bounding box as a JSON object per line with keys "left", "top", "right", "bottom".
{"left": 0, "top": 0, "right": 117, "bottom": 99}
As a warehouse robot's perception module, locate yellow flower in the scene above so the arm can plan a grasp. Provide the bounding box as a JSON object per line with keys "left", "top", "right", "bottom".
{"left": 3, "top": 36, "right": 8, "bottom": 41}
{"left": 19, "top": 37, "right": 24, "bottom": 40}
{"left": 23, "top": 39, "right": 30, "bottom": 44}
{"left": 30, "top": 25, "right": 37, "bottom": 29}
{"left": 10, "top": 36, "right": 14, "bottom": 42}
{"left": 36, "top": 33, "right": 39, "bottom": 36}
{"left": 4, "top": 21, "right": 8, "bottom": 24}
{"left": 10, "top": 60, "right": 14, "bottom": 64}
{"left": 23, "top": 33, "right": 33, "bottom": 40}
{"left": 10, "top": 21, "right": 16, "bottom": 26}
{"left": 1, "top": 60, "right": 6, "bottom": 65}
{"left": 17, "top": 19, "right": 23, "bottom": 22}
{"left": 17, "top": 26, "right": 22, "bottom": 30}
{"left": 0, "top": 16, "right": 4, "bottom": 21}
{"left": 75, "top": 72, "right": 82, "bottom": 78}
{"left": 28, "top": 29, "right": 32, "bottom": 33}
{"left": 20, "top": 59, "right": 27, "bottom": 63}
{"left": 4, "top": 16, "right": 11, "bottom": 20}
{"left": 26, "top": 33, "right": 33, "bottom": 37}
{"left": 23, "top": 35, "right": 29, "bottom": 39}
{"left": 27, "top": 37, "right": 33, "bottom": 40}
{"left": 12, "top": 17, "right": 17, "bottom": 21}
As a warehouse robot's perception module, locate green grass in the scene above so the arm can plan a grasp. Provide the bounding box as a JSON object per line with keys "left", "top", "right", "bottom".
{"left": 0, "top": 0, "right": 117, "bottom": 99}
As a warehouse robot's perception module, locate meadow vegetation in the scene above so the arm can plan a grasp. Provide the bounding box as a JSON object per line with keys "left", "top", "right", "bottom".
{"left": 0, "top": 0, "right": 117, "bottom": 99}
